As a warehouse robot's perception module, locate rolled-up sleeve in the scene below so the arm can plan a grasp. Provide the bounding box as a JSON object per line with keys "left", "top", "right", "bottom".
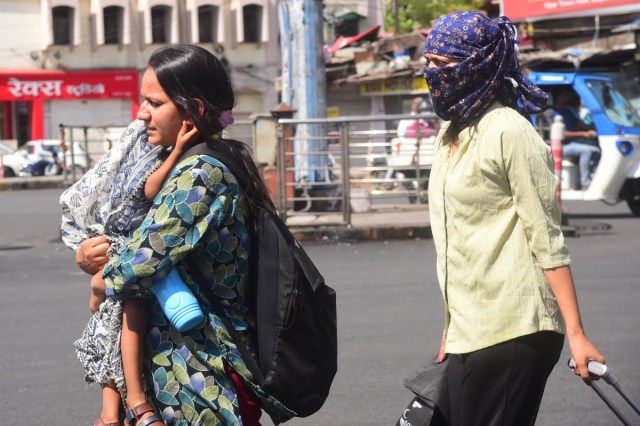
{"left": 499, "top": 116, "right": 570, "bottom": 269}
{"left": 431, "top": 103, "right": 569, "bottom": 354}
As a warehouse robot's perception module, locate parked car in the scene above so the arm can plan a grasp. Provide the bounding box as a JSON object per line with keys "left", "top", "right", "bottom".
{"left": 0, "top": 142, "right": 23, "bottom": 177}
{"left": 18, "top": 139, "right": 90, "bottom": 176}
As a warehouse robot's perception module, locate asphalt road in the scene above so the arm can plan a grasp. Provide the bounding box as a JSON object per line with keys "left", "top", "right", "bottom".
{"left": 0, "top": 188, "right": 638, "bottom": 425}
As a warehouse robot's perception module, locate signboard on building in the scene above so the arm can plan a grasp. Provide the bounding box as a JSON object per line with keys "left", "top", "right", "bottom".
{"left": 326, "top": 106, "right": 340, "bottom": 117}
{"left": 0, "top": 69, "right": 139, "bottom": 140}
{"left": 0, "top": 70, "right": 138, "bottom": 101}
{"left": 502, "top": 0, "right": 640, "bottom": 21}
{"left": 359, "top": 77, "right": 428, "bottom": 96}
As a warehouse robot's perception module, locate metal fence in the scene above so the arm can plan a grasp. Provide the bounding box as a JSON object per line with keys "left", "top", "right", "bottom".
{"left": 58, "top": 123, "right": 128, "bottom": 184}
{"left": 274, "top": 113, "right": 440, "bottom": 226}
{"left": 58, "top": 113, "right": 440, "bottom": 227}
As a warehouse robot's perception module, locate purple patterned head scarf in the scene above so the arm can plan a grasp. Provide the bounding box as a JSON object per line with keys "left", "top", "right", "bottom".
{"left": 423, "top": 10, "right": 548, "bottom": 128}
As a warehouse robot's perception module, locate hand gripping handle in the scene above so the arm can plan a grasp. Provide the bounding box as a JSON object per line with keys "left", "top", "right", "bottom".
{"left": 568, "top": 358, "right": 640, "bottom": 424}
{"left": 568, "top": 358, "right": 615, "bottom": 385}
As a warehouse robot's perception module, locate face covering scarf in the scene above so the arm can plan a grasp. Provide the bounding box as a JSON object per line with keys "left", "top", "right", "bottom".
{"left": 423, "top": 11, "right": 548, "bottom": 128}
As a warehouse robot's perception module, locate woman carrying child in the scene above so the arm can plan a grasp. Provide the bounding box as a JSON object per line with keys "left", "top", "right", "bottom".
{"left": 63, "top": 44, "right": 292, "bottom": 425}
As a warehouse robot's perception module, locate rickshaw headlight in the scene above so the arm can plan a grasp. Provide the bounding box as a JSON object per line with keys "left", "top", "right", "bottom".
{"left": 616, "top": 140, "right": 634, "bottom": 157}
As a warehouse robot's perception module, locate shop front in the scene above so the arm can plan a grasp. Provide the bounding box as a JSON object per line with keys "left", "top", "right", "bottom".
{"left": 358, "top": 75, "right": 430, "bottom": 132}
{"left": 0, "top": 69, "right": 139, "bottom": 145}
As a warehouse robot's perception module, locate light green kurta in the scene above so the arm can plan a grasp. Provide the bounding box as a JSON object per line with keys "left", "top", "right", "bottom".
{"left": 428, "top": 102, "right": 570, "bottom": 354}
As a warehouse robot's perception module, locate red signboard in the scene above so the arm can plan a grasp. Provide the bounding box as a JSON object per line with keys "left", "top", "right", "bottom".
{"left": 0, "top": 69, "right": 138, "bottom": 101}
{"left": 0, "top": 69, "right": 139, "bottom": 140}
{"left": 502, "top": 0, "right": 639, "bottom": 21}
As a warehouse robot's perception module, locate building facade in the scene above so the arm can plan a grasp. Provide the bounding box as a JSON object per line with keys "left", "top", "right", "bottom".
{"left": 0, "top": 0, "right": 282, "bottom": 144}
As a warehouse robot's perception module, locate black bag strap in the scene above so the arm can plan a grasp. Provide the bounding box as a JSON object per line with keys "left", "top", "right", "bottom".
{"left": 180, "top": 139, "right": 250, "bottom": 188}
{"left": 179, "top": 140, "right": 266, "bottom": 385}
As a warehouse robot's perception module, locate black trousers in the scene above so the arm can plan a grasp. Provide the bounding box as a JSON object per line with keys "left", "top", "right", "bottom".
{"left": 447, "top": 331, "right": 564, "bottom": 426}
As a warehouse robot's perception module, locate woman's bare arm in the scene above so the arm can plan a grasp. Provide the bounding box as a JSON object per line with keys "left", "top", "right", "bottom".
{"left": 544, "top": 265, "right": 605, "bottom": 383}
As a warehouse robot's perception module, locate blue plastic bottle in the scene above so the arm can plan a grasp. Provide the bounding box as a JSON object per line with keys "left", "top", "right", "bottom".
{"left": 150, "top": 268, "right": 205, "bottom": 332}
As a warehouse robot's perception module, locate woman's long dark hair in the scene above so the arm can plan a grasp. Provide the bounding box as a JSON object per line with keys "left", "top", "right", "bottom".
{"left": 147, "top": 44, "right": 275, "bottom": 214}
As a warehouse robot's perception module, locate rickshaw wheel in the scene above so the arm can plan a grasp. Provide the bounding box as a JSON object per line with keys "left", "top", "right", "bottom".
{"left": 622, "top": 178, "right": 640, "bottom": 217}
{"left": 627, "top": 197, "right": 640, "bottom": 217}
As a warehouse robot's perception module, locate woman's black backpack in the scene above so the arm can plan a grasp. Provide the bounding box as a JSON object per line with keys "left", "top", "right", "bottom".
{"left": 182, "top": 140, "right": 338, "bottom": 422}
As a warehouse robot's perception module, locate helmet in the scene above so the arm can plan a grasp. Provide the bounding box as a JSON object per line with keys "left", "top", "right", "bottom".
{"left": 417, "top": 98, "right": 432, "bottom": 113}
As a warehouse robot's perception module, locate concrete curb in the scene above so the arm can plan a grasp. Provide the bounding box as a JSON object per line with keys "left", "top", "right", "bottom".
{"left": 3, "top": 178, "right": 583, "bottom": 242}
{"left": 1, "top": 177, "right": 433, "bottom": 242}
{"left": 0, "top": 176, "right": 67, "bottom": 191}
{"left": 291, "top": 223, "right": 432, "bottom": 243}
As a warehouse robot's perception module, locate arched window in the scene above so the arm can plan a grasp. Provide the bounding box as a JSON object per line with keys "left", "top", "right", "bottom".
{"left": 91, "top": 0, "right": 131, "bottom": 46}
{"left": 198, "top": 5, "right": 219, "bottom": 43}
{"left": 151, "top": 5, "right": 171, "bottom": 43}
{"left": 231, "top": 0, "right": 268, "bottom": 44}
{"left": 52, "top": 6, "right": 74, "bottom": 45}
{"left": 187, "top": 0, "right": 224, "bottom": 44}
{"left": 43, "top": 0, "right": 80, "bottom": 46}
{"left": 139, "top": 0, "right": 178, "bottom": 44}
{"left": 103, "top": 6, "right": 124, "bottom": 44}
{"left": 242, "top": 4, "right": 261, "bottom": 43}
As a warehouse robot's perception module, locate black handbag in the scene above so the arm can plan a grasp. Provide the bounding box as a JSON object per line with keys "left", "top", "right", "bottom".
{"left": 396, "top": 358, "right": 450, "bottom": 426}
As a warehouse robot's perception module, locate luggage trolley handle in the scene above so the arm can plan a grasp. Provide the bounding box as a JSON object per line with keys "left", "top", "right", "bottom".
{"left": 568, "top": 358, "right": 640, "bottom": 425}
{"left": 568, "top": 358, "right": 615, "bottom": 384}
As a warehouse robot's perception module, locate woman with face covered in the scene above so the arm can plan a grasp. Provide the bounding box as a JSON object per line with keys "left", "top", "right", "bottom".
{"left": 423, "top": 11, "right": 605, "bottom": 426}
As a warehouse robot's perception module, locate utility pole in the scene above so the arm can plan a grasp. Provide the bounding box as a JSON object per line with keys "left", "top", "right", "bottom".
{"left": 393, "top": 0, "right": 399, "bottom": 34}
{"left": 279, "top": 0, "right": 328, "bottom": 184}
{"left": 278, "top": 1, "right": 293, "bottom": 106}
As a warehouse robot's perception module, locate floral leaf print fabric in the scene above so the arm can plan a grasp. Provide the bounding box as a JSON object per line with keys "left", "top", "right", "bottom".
{"left": 103, "top": 153, "right": 292, "bottom": 425}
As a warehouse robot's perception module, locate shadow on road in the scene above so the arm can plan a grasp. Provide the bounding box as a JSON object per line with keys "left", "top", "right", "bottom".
{"left": 0, "top": 245, "right": 33, "bottom": 251}
{"left": 568, "top": 212, "right": 634, "bottom": 220}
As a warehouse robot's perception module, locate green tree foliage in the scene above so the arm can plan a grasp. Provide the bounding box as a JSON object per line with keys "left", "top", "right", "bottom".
{"left": 385, "top": 0, "right": 484, "bottom": 34}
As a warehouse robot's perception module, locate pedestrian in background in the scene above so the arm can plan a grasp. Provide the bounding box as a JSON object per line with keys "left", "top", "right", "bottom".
{"left": 423, "top": 10, "right": 605, "bottom": 426}
{"left": 396, "top": 96, "right": 435, "bottom": 138}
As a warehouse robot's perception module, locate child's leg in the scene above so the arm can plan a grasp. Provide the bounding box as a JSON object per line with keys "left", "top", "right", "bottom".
{"left": 99, "top": 381, "right": 122, "bottom": 424}
{"left": 121, "top": 298, "right": 162, "bottom": 424}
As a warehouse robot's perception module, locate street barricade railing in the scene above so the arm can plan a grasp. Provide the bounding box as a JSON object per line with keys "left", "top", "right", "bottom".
{"left": 58, "top": 123, "right": 129, "bottom": 184}
{"left": 273, "top": 113, "right": 439, "bottom": 226}
{"left": 57, "top": 113, "right": 439, "bottom": 228}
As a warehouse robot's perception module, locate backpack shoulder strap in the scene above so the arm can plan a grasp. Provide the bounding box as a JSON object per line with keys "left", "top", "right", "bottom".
{"left": 179, "top": 139, "right": 250, "bottom": 189}
{"left": 179, "top": 140, "right": 266, "bottom": 385}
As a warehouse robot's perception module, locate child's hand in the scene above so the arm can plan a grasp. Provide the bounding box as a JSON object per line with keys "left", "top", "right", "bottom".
{"left": 90, "top": 271, "right": 107, "bottom": 313}
{"left": 77, "top": 236, "right": 110, "bottom": 275}
{"left": 174, "top": 120, "right": 200, "bottom": 155}
{"left": 144, "top": 120, "right": 200, "bottom": 203}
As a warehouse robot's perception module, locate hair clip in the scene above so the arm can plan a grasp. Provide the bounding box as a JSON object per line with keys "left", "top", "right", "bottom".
{"left": 219, "top": 110, "right": 235, "bottom": 128}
